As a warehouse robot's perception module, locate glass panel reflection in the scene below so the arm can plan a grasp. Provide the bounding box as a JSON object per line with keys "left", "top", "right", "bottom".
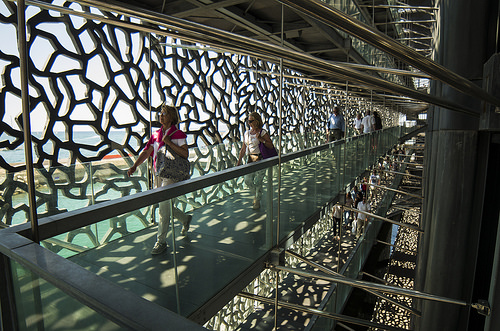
{"left": 10, "top": 260, "right": 121, "bottom": 331}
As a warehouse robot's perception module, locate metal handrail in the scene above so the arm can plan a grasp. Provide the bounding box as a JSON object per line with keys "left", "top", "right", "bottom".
{"left": 271, "top": 265, "right": 468, "bottom": 307}
{"left": 393, "top": 160, "right": 424, "bottom": 167}
{"left": 381, "top": 169, "right": 423, "bottom": 179}
{"left": 393, "top": 154, "right": 424, "bottom": 158}
{"left": 342, "top": 205, "right": 423, "bottom": 232}
{"left": 375, "top": 239, "right": 417, "bottom": 255}
{"left": 285, "top": 250, "right": 422, "bottom": 317}
{"left": 391, "top": 205, "right": 422, "bottom": 215}
{"left": 370, "top": 183, "right": 423, "bottom": 199}
{"left": 238, "top": 291, "right": 407, "bottom": 331}
{"left": 277, "top": 0, "right": 500, "bottom": 109}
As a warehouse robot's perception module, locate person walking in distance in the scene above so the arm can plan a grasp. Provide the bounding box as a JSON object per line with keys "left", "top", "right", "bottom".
{"left": 355, "top": 194, "right": 371, "bottom": 239}
{"left": 237, "top": 111, "right": 275, "bottom": 209}
{"left": 326, "top": 106, "right": 345, "bottom": 142}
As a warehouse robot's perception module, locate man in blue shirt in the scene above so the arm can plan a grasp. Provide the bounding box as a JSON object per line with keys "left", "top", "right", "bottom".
{"left": 326, "top": 106, "right": 345, "bottom": 142}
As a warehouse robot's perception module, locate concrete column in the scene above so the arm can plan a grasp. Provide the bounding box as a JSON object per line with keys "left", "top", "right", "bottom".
{"left": 414, "top": 0, "right": 499, "bottom": 330}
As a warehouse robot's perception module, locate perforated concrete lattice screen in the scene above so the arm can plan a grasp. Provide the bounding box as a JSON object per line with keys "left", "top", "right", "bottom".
{"left": 0, "top": 0, "right": 397, "bottom": 231}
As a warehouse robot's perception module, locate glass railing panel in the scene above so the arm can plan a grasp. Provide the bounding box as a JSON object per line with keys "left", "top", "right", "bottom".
{"left": 312, "top": 151, "right": 402, "bottom": 330}
{"left": 33, "top": 157, "right": 149, "bottom": 216}
{"left": 337, "top": 142, "right": 346, "bottom": 192}
{"left": 354, "top": 137, "right": 364, "bottom": 181}
{"left": 10, "top": 260, "right": 121, "bottom": 331}
{"left": 278, "top": 154, "right": 319, "bottom": 240}
{"left": 5, "top": 126, "right": 408, "bottom": 321}
{"left": 310, "top": 130, "right": 402, "bottom": 330}
{"left": 277, "top": 143, "right": 343, "bottom": 243}
{"left": 319, "top": 143, "right": 340, "bottom": 200}
{"left": 44, "top": 205, "right": 153, "bottom": 259}
{"left": 344, "top": 138, "right": 356, "bottom": 185}
{"left": 357, "top": 135, "right": 368, "bottom": 173}
{"left": 1, "top": 128, "right": 404, "bottom": 233}
{"left": 38, "top": 136, "right": 286, "bottom": 259}
{"left": 1, "top": 156, "right": 151, "bottom": 227}
{"left": 309, "top": 234, "right": 374, "bottom": 331}
{"left": 49, "top": 163, "right": 275, "bottom": 317}
{"left": 170, "top": 168, "right": 275, "bottom": 316}
{"left": 192, "top": 141, "right": 242, "bottom": 175}
{"left": 278, "top": 150, "right": 318, "bottom": 241}
{"left": 40, "top": 160, "right": 151, "bottom": 257}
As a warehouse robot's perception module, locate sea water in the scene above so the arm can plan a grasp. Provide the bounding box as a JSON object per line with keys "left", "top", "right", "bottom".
{"left": 0, "top": 130, "right": 142, "bottom": 165}
{"left": 0, "top": 129, "right": 204, "bottom": 165}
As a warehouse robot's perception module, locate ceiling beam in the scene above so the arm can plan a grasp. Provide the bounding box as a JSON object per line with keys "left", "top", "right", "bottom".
{"left": 298, "top": 13, "right": 368, "bottom": 65}
{"left": 276, "top": 0, "right": 500, "bottom": 109}
{"left": 183, "top": 0, "right": 304, "bottom": 52}
{"left": 358, "top": 4, "right": 438, "bottom": 11}
{"left": 375, "top": 19, "right": 436, "bottom": 25}
{"left": 166, "top": 0, "right": 248, "bottom": 18}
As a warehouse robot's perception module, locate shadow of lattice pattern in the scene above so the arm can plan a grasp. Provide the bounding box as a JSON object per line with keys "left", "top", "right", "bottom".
{"left": 370, "top": 147, "right": 423, "bottom": 330}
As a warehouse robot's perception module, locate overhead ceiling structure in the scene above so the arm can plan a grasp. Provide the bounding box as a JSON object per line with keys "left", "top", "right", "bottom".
{"left": 358, "top": 0, "right": 436, "bottom": 54}
{"left": 96, "top": 0, "right": 440, "bottom": 118}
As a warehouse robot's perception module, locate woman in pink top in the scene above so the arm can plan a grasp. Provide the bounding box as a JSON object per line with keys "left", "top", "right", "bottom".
{"left": 128, "top": 104, "right": 192, "bottom": 255}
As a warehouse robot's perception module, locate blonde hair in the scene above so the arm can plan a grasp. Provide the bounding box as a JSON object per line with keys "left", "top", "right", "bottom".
{"left": 161, "top": 104, "right": 180, "bottom": 125}
{"left": 249, "top": 111, "right": 263, "bottom": 130}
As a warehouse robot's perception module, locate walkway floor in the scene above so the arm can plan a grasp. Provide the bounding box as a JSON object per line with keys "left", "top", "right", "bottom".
{"left": 66, "top": 155, "right": 347, "bottom": 319}
{"left": 32, "top": 152, "right": 406, "bottom": 330}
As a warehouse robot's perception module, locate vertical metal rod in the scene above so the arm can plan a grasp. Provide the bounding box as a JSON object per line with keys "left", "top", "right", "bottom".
{"left": 266, "top": 167, "right": 273, "bottom": 248}
{"left": 372, "top": 0, "right": 375, "bottom": 26}
{"left": 17, "top": 0, "right": 39, "bottom": 243}
{"left": 343, "top": 43, "right": 348, "bottom": 190}
{"left": 169, "top": 199, "right": 181, "bottom": 315}
{"left": 383, "top": 94, "right": 386, "bottom": 119}
{"left": 370, "top": 90, "right": 373, "bottom": 114}
{"left": 274, "top": 4, "right": 285, "bottom": 329}
{"left": 497, "top": 3, "right": 500, "bottom": 53}
{"left": 338, "top": 205, "right": 341, "bottom": 273}
{"left": 90, "top": 162, "right": 96, "bottom": 205}
{"left": 148, "top": 33, "right": 154, "bottom": 191}
{"left": 89, "top": 162, "right": 99, "bottom": 245}
{"left": 277, "top": 66, "right": 283, "bottom": 246}
{"left": 301, "top": 80, "right": 307, "bottom": 148}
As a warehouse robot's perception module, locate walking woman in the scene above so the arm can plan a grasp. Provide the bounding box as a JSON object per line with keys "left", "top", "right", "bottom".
{"left": 127, "top": 104, "right": 192, "bottom": 255}
{"left": 237, "top": 111, "right": 274, "bottom": 209}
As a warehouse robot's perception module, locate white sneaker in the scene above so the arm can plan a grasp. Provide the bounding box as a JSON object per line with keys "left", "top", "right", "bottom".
{"left": 181, "top": 215, "right": 192, "bottom": 235}
{"left": 151, "top": 242, "right": 167, "bottom": 255}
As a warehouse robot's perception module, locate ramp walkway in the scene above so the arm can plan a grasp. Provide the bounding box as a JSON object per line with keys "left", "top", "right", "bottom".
{"left": 0, "top": 127, "right": 419, "bottom": 330}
